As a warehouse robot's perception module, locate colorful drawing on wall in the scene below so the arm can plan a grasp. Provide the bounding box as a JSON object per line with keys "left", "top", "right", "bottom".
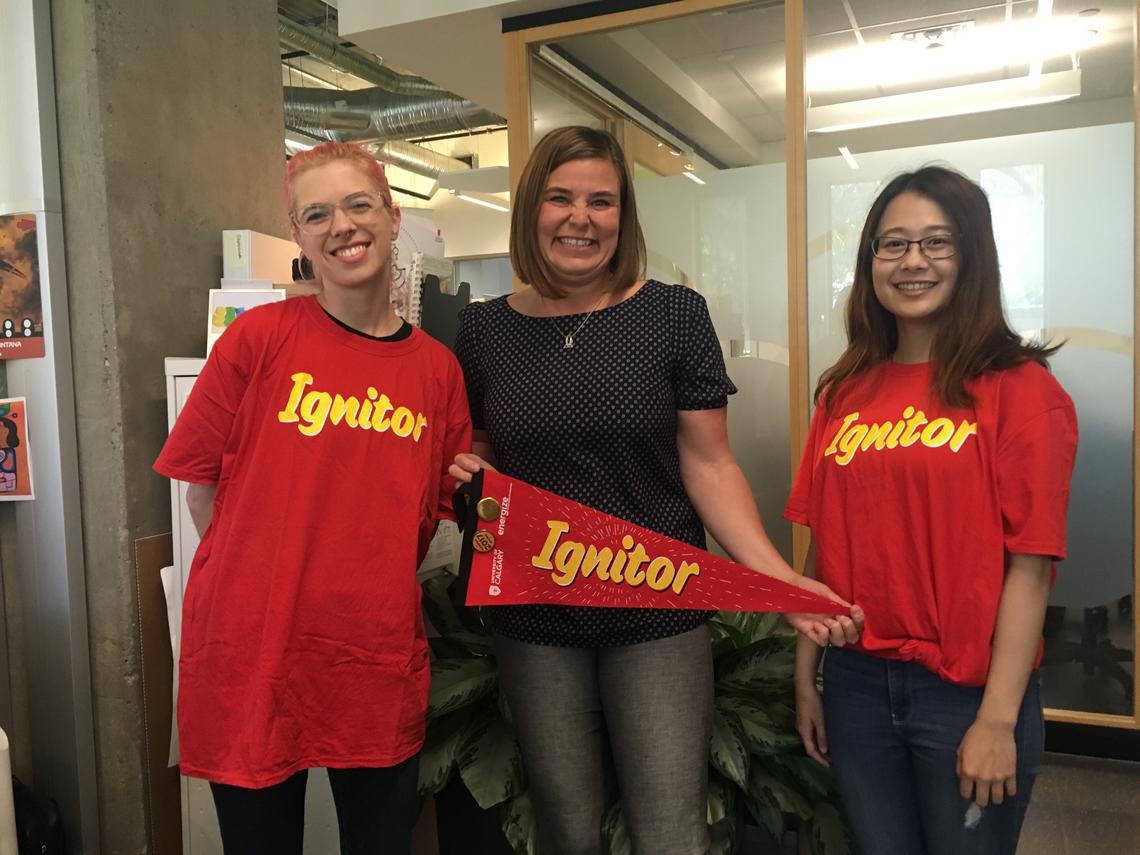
{"left": 0, "top": 398, "right": 34, "bottom": 501}
{"left": 0, "top": 214, "right": 45, "bottom": 360}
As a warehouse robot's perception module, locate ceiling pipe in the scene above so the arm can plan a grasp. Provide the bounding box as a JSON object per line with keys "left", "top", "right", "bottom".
{"left": 283, "top": 86, "right": 504, "bottom": 144}
{"left": 278, "top": 14, "right": 449, "bottom": 99}
{"left": 363, "top": 140, "right": 470, "bottom": 180}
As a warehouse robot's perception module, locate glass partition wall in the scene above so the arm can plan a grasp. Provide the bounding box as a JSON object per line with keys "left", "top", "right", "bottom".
{"left": 504, "top": 0, "right": 1139, "bottom": 730}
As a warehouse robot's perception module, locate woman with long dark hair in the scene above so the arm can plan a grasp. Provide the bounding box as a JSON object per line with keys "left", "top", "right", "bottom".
{"left": 789, "top": 165, "right": 1078, "bottom": 855}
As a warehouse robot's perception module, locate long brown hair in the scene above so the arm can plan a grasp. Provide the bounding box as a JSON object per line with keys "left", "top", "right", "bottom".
{"left": 817, "top": 165, "right": 1059, "bottom": 412}
{"left": 510, "top": 126, "right": 646, "bottom": 298}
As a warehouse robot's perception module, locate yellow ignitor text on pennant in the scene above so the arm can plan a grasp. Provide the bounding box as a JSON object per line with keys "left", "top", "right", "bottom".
{"left": 531, "top": 521, "right": 700, "bottom": 595}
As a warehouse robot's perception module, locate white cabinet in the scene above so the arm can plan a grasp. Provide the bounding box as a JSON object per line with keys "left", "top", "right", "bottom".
{"left": 164, "top": 358, "right": 341, "bottom": 855}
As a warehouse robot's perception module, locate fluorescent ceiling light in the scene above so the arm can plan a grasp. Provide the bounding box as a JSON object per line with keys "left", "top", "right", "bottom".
{"left": 1028, "top": 0, "right": 1055, "bottom": 83}
{"left": 681, "top": 171, "right": 706, "bottom": 185}
{"left": 809, "top": 69, "right": 1081, "bottom": 134}
{"left": 285, "top": 137, "right": 313, "bottom": 153}
{"left": 808, "top": 15, "right": 1096, "bottom": 94}
{"left": 838, "top": 146, "right": 860, "bottom": 169}
{"left": 451, "top": 191, "right": 509, "bottom": 212}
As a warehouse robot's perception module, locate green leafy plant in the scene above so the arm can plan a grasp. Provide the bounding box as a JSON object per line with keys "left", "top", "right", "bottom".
{"left": 418, "top": 575, "right": 851, "bottom": 854}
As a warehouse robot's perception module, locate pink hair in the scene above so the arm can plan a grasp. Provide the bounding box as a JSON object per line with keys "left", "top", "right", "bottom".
{"left": 284, "top": 142, "right": 392, "bottom": 212}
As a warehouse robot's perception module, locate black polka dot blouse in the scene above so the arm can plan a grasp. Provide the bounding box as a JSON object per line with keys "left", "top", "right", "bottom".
{"left": 453, "top": 280, "right": 738, "bottom": 647}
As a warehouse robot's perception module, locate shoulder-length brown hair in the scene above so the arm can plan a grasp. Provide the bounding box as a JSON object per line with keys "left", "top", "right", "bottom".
{"left": 817, "top": 165, "right": 1059, "bottom": 412}
{"left": 510, "top": 126, "right": 646, "bottom": 298}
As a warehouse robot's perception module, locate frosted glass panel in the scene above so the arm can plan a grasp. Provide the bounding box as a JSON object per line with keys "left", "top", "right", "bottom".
{"left": 806, "top": 123, "right": 1135, "bottom": 716}
{"left": 541, "top": 0, "right": 792, "bottom": 560}
{"left": 637, "top": 166, "right": 791, "bottom": 558}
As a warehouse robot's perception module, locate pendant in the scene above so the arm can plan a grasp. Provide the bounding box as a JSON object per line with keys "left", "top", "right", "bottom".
{"left": 564, "top": 335, "right": 574, "bottom": 349}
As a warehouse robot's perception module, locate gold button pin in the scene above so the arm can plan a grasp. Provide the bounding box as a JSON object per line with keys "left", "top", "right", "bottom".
{"left": 472, "top": 530, "right": 496, "bottom": 553}
{"left": 476, "top": 497, "right": 501, "bottom": 522}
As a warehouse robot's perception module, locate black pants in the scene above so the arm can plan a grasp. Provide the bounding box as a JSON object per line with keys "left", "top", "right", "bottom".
{"left": 209, "top": 754, "right": 421, "bottom": 855}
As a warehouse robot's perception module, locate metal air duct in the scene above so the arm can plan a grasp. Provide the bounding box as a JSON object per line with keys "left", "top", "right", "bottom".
{"left": 279, "top": 14, "right": 448, "bottom": 99}
{"left": 362, "top": 141, "right": 469, "bottom": 180}
{"left": 283, "top": 86, "right": 504, "bottom": 144}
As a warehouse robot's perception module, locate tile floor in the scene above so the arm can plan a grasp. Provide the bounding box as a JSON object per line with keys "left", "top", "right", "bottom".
{"left": 1017, "top": 753, "right": 1140, "bottom": 855}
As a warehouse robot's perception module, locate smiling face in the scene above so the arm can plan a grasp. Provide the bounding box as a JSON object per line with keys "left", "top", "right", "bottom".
{"left": 288, "top": 159, "right": 400, "bottom": 293}
{"left": 535, "top": 157, "right": 622, "bottom": 292}
{"left": 871, "top": 191, "right": 959, "bottom": 331}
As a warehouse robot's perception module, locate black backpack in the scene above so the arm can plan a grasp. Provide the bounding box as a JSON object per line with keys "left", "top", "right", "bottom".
{"left": 13, "top": 777, "right": 65, "bottom": 855}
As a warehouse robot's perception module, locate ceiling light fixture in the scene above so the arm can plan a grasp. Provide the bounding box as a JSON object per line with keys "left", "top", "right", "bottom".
{"left": 1028, "top": 0, "right": 1055, "bottom": 83}
{"left": 838, "top": 146, "right": 860, "bottom": 169}
{"left": 810, "top": 14, "right": 1095, "bottom": 94}
{"left": 808, "top": 68, "right": 1081, "bottom": 134}
{"left": 681, "top": 171, "right": 706, "bottom": 185}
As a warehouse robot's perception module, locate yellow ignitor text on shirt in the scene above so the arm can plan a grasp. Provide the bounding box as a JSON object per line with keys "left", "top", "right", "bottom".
{"left": 277, "top": 371, "right": 428, "bottom": 441}
{"left": 823, "top": 407, "right": 977, "bottom": 466}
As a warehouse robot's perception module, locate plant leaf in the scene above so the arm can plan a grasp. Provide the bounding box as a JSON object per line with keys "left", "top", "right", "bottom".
{"left": 771, "top": 753, "right": 838, "bottom": 799}
{"left": 709, "top": 708, "right": 750, "bottom": 789}
{"left": 457, "top": 709, "right": 526, "bottom": 809}
{"left": 428, "top": 658, "right": 497, "bottom": 719}
{"left": 717, "top": 695, "right": 801, "bottom": 755}
{"left": 708, "top": 815, "right": 738, "bottom": 855}
{"left": 706, "top": 774, "right": 735, "bottom": 825}
{"left": 749, "top": 765, "right": 813, "bottom": 819}
{"left": 601, "top": 801, "right": 633, "bottom": 855}
{"left": 501, "top": 789, "right": 541, "bottom": 855}
{"left": 422, "top": 573, "right": 465, "bottom": 635}
{"left": 715, "top": 639, "right": 795, "bottom": 692}
{"left": 417, "top": 711, "right": 467, "bottom": 795}
{"left": 743, "top": 793, "right": 785, "bottom": 844}
{"left": 807, "top": 803, "right": 852, "bottom": 855}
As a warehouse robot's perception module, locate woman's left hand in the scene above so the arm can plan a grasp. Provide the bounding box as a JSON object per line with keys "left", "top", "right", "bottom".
{"left": 956, "top": 718, "right": 1018, "bottom": 807}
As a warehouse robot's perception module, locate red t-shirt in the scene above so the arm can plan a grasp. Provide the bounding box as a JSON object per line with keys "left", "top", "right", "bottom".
{"left": 154, "top": 296, "right": 471, "bottom": 787}
{"left": 786, "top": 360, "right": 1077, "bottom": 687}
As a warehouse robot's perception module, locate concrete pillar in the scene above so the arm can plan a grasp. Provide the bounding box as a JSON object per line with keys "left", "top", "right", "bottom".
{"left": 47, "top": 0, "right": 288, "bottom": 849}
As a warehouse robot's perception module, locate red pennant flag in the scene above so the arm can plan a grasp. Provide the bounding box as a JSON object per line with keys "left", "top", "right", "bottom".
{"left": 460, "top": 470, "right": 847, "bottom": 614}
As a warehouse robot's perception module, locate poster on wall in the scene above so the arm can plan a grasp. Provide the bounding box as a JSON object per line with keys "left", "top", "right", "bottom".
{"left": 0, "top": 398, "right": 34, "bottom": 501}
{"left": 0, "top": 214, "right": 44, "bottom": 360}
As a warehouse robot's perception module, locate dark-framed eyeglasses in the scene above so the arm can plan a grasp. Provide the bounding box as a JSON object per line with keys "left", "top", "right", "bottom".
{"left": 871, "top": 234, "right": 959, "bottom": 260}
{"left": 291, "top": 191, "right": 388, "bottom": 236}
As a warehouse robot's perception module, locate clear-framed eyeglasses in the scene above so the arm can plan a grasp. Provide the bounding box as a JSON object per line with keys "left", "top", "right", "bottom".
{"left": 291, "top": 191, "right": 389, "bottom": 236}
{"left": 871, "top": 234, "right": 959, "bottom": 260}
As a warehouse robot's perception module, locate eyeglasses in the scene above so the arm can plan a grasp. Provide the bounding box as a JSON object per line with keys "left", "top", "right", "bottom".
{"left": 871, "top": 234, "right": 959, "bottom": 260}
{"left": 291, "top": 191, "right": 389, "bottom": 236}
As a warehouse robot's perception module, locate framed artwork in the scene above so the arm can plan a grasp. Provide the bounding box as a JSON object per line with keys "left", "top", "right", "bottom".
{"left": 0, "top": 214, "right": 44, "bottom": 359}
{"left": 0, "top": 398, "right": 34, "bottom": 500}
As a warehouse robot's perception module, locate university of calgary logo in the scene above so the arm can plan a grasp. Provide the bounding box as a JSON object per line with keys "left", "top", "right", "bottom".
{"left": 824, "top": 406, "right": 977, "bottom": 466}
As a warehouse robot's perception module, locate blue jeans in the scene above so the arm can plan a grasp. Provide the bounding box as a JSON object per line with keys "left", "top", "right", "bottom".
{"left": 822, "top": 647, "right": 1043, "bottom": 855}
{"left": 495, "top": 626, "right": 713, "bottom": 855}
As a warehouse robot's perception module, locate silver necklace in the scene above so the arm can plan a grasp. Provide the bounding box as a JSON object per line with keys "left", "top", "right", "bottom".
{"left": 541, "top": 294, "right": 606, "bottom": 349}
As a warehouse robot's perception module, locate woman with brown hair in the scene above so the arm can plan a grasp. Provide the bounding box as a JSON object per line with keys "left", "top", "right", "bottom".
{"left": 789, "top": 165, "right": 1078, "bottom": 855}
{"left": 450, "top": 126, "right": 858, "bottom": 854}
